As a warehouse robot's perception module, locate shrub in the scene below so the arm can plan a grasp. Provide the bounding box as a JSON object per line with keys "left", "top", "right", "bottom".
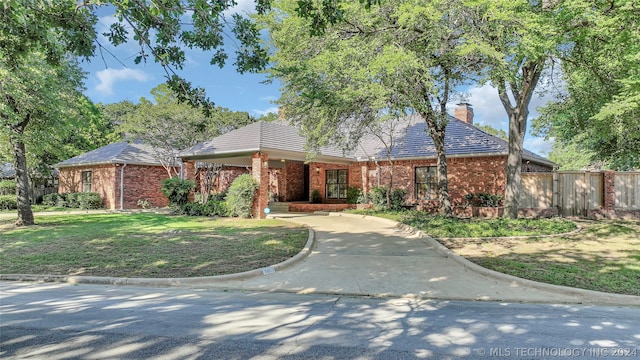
{"left": 346, "top": 186, "right": 362, "bottom": 204}
{"left": 65, "top": 192, "right": 80, "bottom": 208}
{"left": 137, "top": 198, "right": 152, "bottom": 209}
{"left": 161, "top": 177, "right": 195, "bottom": 208}
{"left": 0, "top": 195, "right": 17, "bottom": 210}
{"left": 42, "top": 193, "right": 59, "bottom": 206}
{"left": 225, "top": 174, "right": 258, "bottom": 218}
{"left": 389, "top": 188, "right": 407, "bottom": 211}
{"left": 0, "top": 180, "right": 15, "bottom": 195}
{"left": 464, "top": 192, "right": 502, "bottom": 207}
{"left": 369, "top": 186, "right": 388, "bottom": 210}
{"left": 368, "top": 186, "right": 406, "bottom": 210}
{"left": 310, "top": 189, "right": 322, "bottom": 203}
{"left": 77, "top": 193, "right": 103, "bottom": 209}
{"left": 56, "top": 193, "right": 68, "bottom": 207}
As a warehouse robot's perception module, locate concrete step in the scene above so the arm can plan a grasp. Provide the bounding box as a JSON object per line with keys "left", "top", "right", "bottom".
{"left": 268, "top": 202, "right": 289, "bottom": 213}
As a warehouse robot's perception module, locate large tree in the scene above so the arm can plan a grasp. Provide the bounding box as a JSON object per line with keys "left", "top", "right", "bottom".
{"left": 1, "top": 0, "right": 272, "bottom": 225}
{"left": 466, "top": 0, "right": 558, "bottom": 218}
{"left": 0, "top": 53, "right": 86, "bottom": 225}
{"left": 532, "top": 0, "right": 640, "bottom": 170}
{"left": 118, "top": 84, "right": 254, "bottom": 177}
{"left": 261, "top": 0, "right": 482, "bottom": 215}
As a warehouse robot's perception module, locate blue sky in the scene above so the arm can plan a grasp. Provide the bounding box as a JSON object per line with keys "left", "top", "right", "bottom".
{"left": 79, "top": 3, "right": 554, "bottom": 156}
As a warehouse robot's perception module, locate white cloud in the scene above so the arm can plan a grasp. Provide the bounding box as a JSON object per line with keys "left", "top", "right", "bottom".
{"left": 525, "top": 136, "right": 555, "bottom": 156}
{"left": 224, "top": 0, "right": 256, "bottom": 16}
{"left": 95, "top": 68, "right": 150, "bottom": 95}
{"left": 252, "top": 106, "right": 279, "bottom": 117}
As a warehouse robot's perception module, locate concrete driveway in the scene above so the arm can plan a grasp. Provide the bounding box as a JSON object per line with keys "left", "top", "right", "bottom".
{"left": 205, "top": 213, "right": 640, "bottom": 306}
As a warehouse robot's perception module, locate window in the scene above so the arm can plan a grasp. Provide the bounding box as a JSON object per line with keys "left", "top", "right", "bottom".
{"left": 326, "top": 169, "right": 348, "bottom": 199}
{"left": 415, "top": 167, "right": 437, "bottom": 200}
{"left": 82, "top": 171, "right": 92, "bottom": 192}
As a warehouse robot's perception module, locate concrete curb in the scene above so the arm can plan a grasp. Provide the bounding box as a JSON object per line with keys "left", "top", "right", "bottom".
{"left": 331, "top": 212, "right": 640, "bottom": 306}
{"left": 0, "top": 226, "right": 316, "bottom": 287}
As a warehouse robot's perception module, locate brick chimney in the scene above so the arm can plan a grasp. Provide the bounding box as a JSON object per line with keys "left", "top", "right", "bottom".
{"left": 454, "top": 103, "right": 474, "bottom": 125}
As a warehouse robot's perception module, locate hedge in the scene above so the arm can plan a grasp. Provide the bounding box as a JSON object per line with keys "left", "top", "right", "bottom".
{"left": 42, "top": 192, "right": 104, "bottom": 209}
{"left": 0, "top": 195, "right": 17, "bottom": 210}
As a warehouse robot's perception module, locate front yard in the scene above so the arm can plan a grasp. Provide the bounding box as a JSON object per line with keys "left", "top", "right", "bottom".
{"left": 0, "top": 213, "right": 308, "bottom": 278}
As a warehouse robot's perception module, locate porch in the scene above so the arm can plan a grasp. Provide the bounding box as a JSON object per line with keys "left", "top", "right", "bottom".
{"left": 267, "top": 201, "right": 355, "bottom": 214}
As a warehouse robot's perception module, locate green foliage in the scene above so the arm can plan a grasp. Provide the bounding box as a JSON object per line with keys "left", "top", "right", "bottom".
{"left": 0, "top": 195, "right": 17, "bottom": 210}
{"left": 41, "top": 193, "right": 103, "bottom": 209}
{"left": 464, "top": 193, "right": 502, "bottom": 208}
{"left": 368, "top": 186, "right": 406, "bottom": 211}
{"left": 225, "top": 174, "right": 258, "bottom": 218}
{"left": 161, "top": 178, "right": 195, "bottom": 208}
{"left": 137, "top": 198, "right": 152, "bottom": 209}
{"left": 310, "top": 189, "right": 322, "bottom": 204}
{"left": 180, "top": 200, "right": 228, "bottom": 217}
{"left": 0, "top": 180, "right": 15, "bottom": 195}
{"left": 346, "top": 186, "right": 362, "bottom": 204}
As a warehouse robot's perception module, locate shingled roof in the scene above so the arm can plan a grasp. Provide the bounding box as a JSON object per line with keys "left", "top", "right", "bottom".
{"left": 180, "top": 121, "right": 352, "bottom": 164}
{"left": 53, "top": 141, "right": 162, "bottom": 168}
{"left": 355, "top": 114, "right": 554, "bottom": 166}
{"left": 180, "top": 116, "right": 553, "bottom": 167}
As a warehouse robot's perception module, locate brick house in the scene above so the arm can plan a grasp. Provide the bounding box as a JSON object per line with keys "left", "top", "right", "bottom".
{"left": 53, "top": 142, "right": 174, "bottom": 209}
{"left": 179, "top": 104, "right": 555, "bottom": 218}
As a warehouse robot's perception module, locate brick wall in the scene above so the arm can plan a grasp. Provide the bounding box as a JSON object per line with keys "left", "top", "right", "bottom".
{"left": 58, "top": 165, "right": 117, "bottom": 209}
{"left": 284, "top": 161, "right": 305, "bottom": 201}
{"left": 121, "top": 164, "right": 172, "bottom": 209}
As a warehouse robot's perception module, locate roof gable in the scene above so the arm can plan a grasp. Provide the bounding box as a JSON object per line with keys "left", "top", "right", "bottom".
{"left": 54, "top": 141, "right": 163, "bottom": 168}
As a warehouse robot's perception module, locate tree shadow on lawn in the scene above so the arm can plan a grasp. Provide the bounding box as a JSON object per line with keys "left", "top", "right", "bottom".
{"left": 439, "top": 220, "right": 640, "bottom": 296}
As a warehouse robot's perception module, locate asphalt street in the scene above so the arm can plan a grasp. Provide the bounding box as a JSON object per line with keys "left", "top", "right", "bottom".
{"left": 2, "top": 282, "right": 639, "bottom": 359}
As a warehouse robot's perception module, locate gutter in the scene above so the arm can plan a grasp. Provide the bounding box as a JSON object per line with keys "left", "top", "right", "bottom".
{"left": 120, "top": 163, "right": 127, "bottom": 210}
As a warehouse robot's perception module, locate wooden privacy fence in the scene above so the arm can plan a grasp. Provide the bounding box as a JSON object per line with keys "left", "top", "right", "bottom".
{"left": 520, "top": 171, "right": 640, "bottom": 218}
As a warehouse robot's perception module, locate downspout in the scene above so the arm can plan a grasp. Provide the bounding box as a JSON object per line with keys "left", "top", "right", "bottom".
{"left": 120, "top": 163, "right": 127, "bottom": 210}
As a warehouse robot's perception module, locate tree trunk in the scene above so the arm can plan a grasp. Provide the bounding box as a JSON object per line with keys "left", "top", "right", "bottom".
{"left": 10, "top": 133, "right": 34, "bottom": 226}
{"left": 504, "top": 110, "right": 526, "bottom": 219}
{"left": 433, "top": 128, "right": 452, "bottom": 216}
{"left": 496, "top": 60, "right": 544, "bottom": 219}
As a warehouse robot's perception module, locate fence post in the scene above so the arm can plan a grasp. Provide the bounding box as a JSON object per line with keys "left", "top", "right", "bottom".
{"left": 603, "top": 170, "right": 616, "bottom": 218}
{"left": 553, "top": 172, "right": 559, "bottom": 213}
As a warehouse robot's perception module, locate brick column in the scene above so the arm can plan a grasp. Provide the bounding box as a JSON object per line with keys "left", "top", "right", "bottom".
{"left": 603, "top": 170, "right": 616, "bottom": 215}
{"left": 182, "top": 161, "right": 197, "bottom": 202}
{"left": 252, "top": 152, "right": 269, "bottom": 219}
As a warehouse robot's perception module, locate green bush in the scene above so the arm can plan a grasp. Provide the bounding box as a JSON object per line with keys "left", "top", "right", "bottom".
{"left": 368, "top": 186, "right": 406, "bottom": 210}
{"left": 77, "top": 193, "right": 103, "bottom": 209}
{"left": 464, "top": 192, "right": 502, "bottom": 207}
{"left": 225, "top": 174, "right": 258, "bottom": 218}
{"left": 65, "top": 192, "right": 80, "bottom": 208}
{"left": 310, "top": 189, "right": 322, "bottom": 203}
{"left": 346, "top": 186, "right": 362, "bottom": 204}
{"left": 0, "top": 180, "right": 15, "bottom": 195}
{"left": 42, "top": 193, "right": 59, "bottom": 206}
{"left": 180, "top": 199, "right": 228, "bottom": 217}
{"left": 161, "top": 177, "right": 195, "bottom": 208}
{"left": 0, "top": 195, "right": 17, "bottom": 210}
{"left": 56, "top": 193, "right": 68, "bottom": 207}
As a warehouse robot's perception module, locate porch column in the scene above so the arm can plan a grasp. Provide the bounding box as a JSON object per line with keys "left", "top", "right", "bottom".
{"left": 252, "top": 152, "right": 269, "bottom": 219}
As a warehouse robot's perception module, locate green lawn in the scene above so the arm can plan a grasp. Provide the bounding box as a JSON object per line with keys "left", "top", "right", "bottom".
{"left": 0, "top": 213, "right": 308, "bottom": 278}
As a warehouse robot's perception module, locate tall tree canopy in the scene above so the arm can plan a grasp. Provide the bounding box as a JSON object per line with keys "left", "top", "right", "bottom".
{"left": 1, "top": 0, "right": 272, "bottom": 225}
{"left": 260, "top": 0, "right": 483, "bottom": 215}
{"left": 117, "top": 84, "right": 255, "bottom": 176}
{"left": 532, "top": 0, "right": 640, "bottom": 170}
{"left": 0, "top": 53, "right": 86, "bottom": 225}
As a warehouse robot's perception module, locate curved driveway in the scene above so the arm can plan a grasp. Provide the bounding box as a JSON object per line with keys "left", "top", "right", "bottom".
{"left": 208, "top": 213, "right": 640, "bottom": 305}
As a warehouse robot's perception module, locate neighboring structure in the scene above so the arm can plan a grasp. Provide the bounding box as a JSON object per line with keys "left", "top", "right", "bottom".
{"left": 179, "top": 104, "right": 556, "bottom": 218}
{"left": 53, "top": 142, "right": 173, "bottom": 209}
{"left": 1, "top": 162, "right": 58, "bottom": 202}
{"left": 1, "top": 162, "right": 16, "bottom": 179}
